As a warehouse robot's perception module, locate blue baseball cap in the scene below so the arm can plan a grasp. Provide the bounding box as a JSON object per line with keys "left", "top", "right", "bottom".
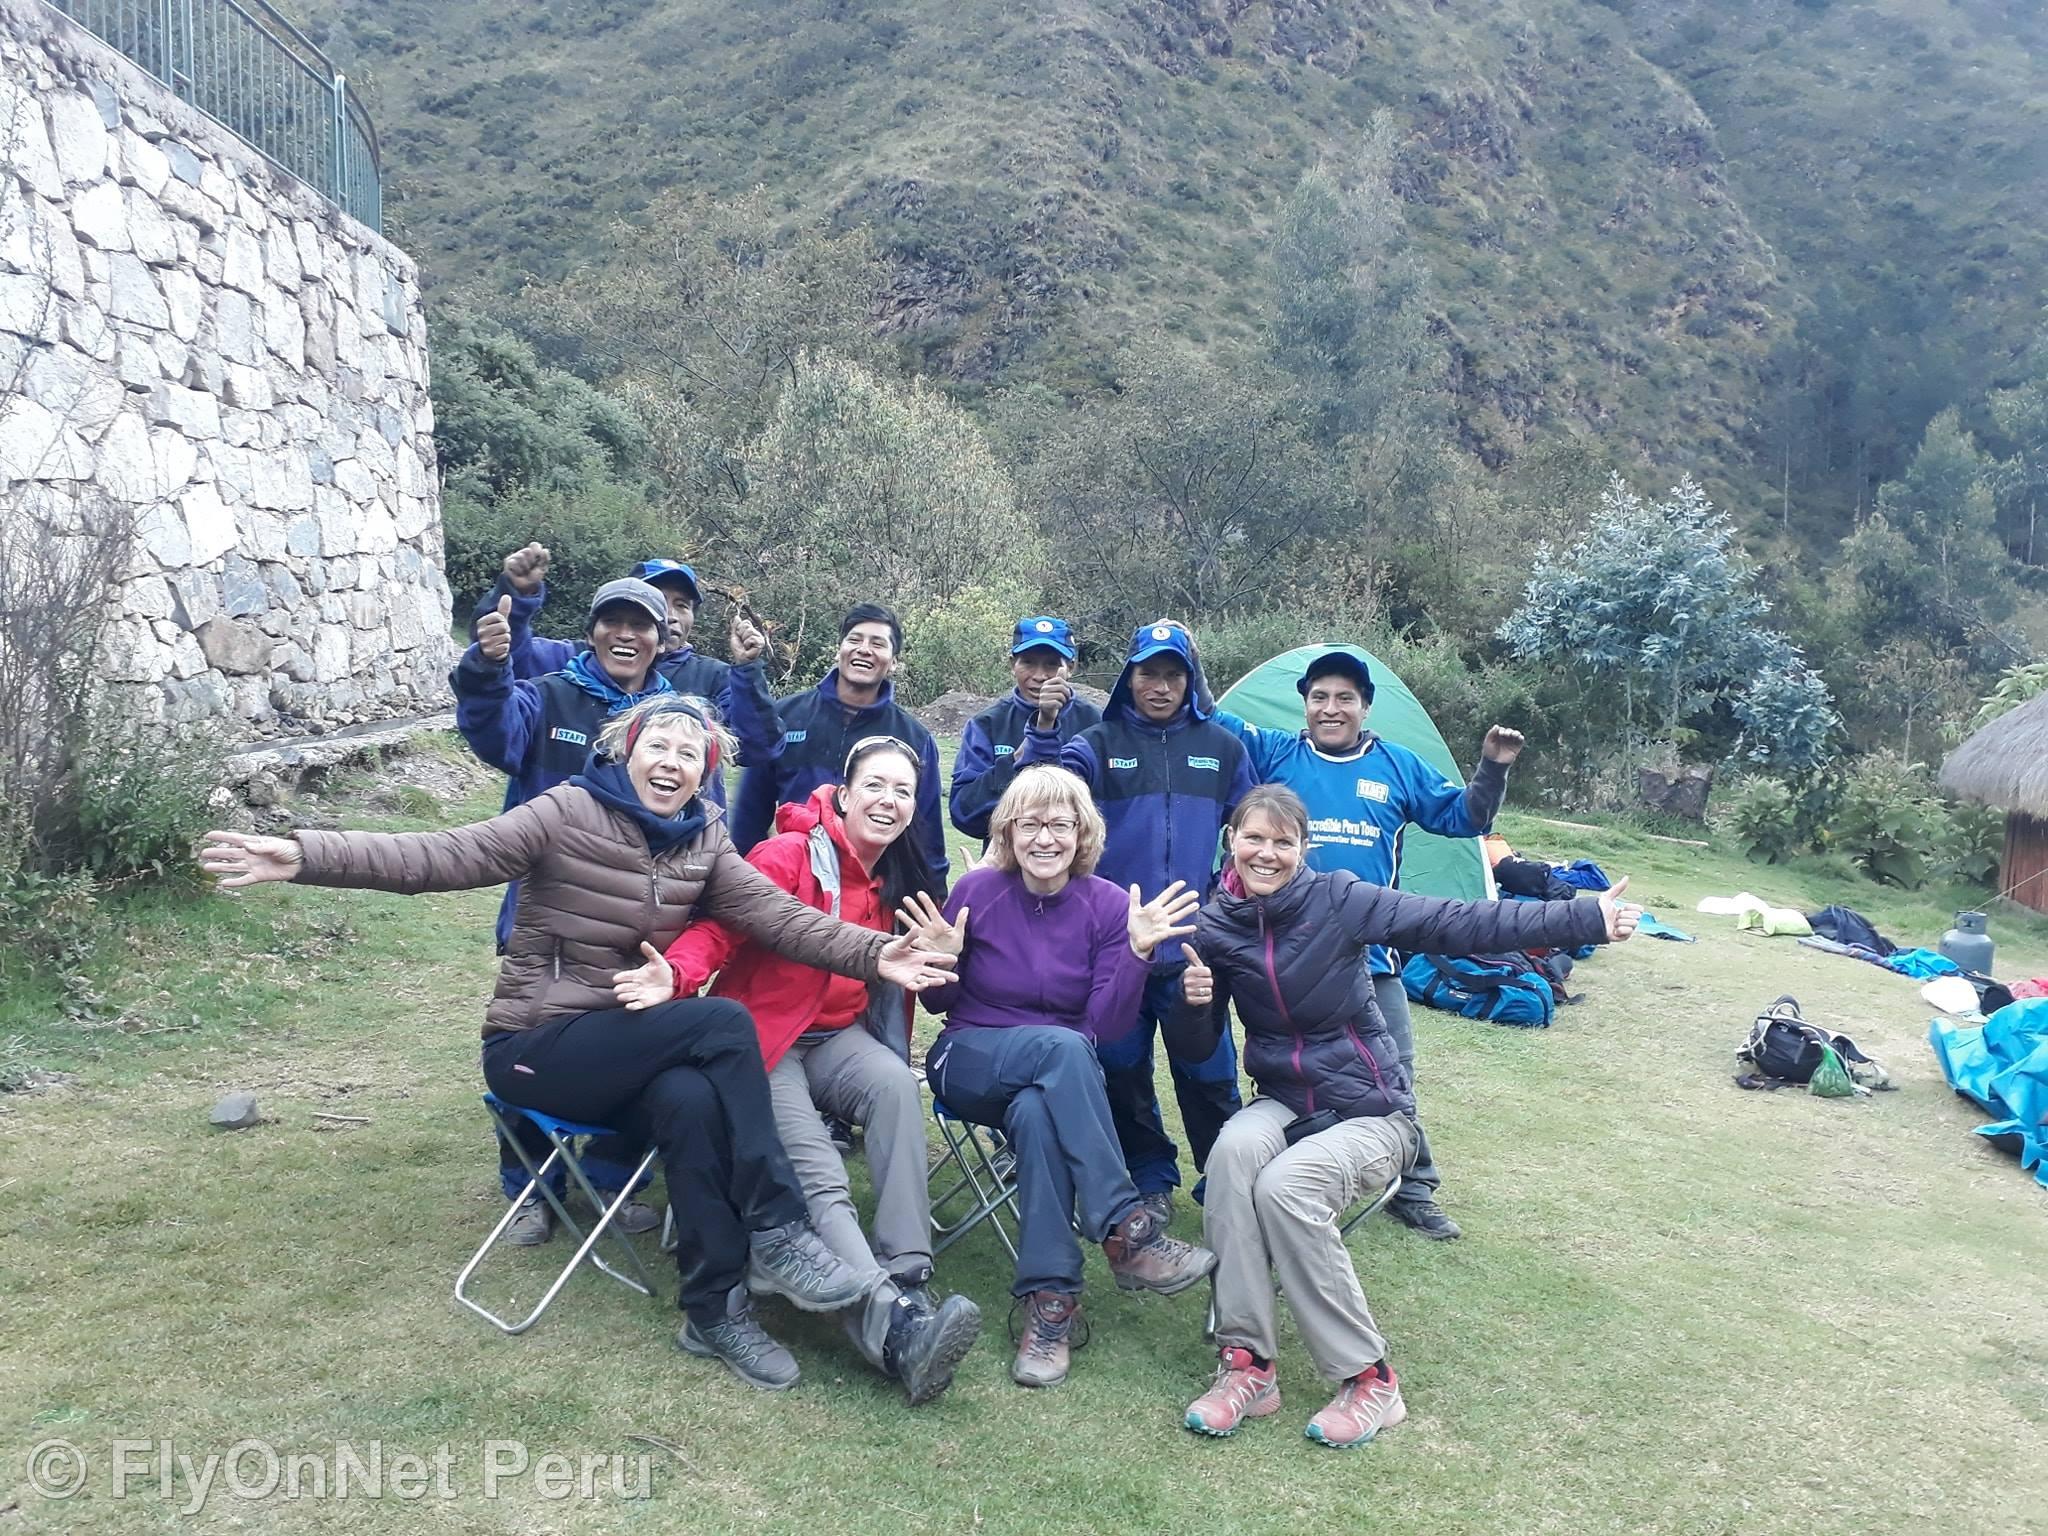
{"left": 1126, "top": 620, "right": 1196, "bottom": 669}
{"left": 630, "top": 559, "right": 701, "bottom": 605}
{"left": 1010, "top": 616, "right": 1077, "bottom": 661}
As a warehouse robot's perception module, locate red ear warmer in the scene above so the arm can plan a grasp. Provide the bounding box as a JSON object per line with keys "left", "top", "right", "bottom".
{"left": 624, "top": 703, "right": 717, "bottom": 776}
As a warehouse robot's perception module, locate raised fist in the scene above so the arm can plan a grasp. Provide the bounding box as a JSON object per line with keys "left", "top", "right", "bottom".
{"left": 501, "top": 543, "right": 550, "bottom": 595}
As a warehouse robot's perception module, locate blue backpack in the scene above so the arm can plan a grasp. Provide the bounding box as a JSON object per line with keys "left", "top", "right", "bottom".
{"left": 1402, "top": 952, "right": 1556, "bottom": 1027}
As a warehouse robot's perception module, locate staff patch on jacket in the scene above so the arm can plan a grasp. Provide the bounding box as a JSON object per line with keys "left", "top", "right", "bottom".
{"left": 1356, "top": 778, "right": 1390, "bottom": 803}
{"left": 1108, "top": 756, "right": 1139, "bottom": 770}
{"left": 549, "top": 727, "right": 589, "bottom": 747}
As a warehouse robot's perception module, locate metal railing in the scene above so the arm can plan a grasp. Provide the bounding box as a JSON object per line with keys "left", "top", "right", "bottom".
{"left": 42, "top": 0, "right": 381, "bottom": 231}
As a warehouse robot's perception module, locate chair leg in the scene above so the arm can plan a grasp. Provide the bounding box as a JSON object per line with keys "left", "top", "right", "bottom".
{"left": 455, "top": 1108, "right": 660, "bottom": 1335}
{"left": 1340, "top": 1173, "right": 1403, "bottom": 1238}
{"left": 928, "top": 1116, "right": 1021, "bottom": 1262}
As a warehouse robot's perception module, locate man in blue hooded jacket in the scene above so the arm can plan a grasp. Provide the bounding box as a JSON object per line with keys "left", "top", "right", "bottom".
{"left": 732, "top": 603, "right": 949, "bottom": 883}
{"left": 1216, "top": 646, "right": 1524, "bottom": 1240}
{"left": 451, "top": 575, "right": 676, "bottom": 1240}
{"left": 950, "top": 616, "right": 1103, "bottom": 843}
{"left": 1017, "top": 620, "right": 1253, "bottom": 1211}
{"left": 468, "top": 544, "right": 777, "bottom": 803}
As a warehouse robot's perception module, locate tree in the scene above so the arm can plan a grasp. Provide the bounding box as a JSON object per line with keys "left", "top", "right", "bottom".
{"left": 734, "top": 354, "right": 1023, "bottom": 682}
{"left": 557, "top": 187, "right": 888, "bottom": 537}
{"left": 429, "top": 307, "right": 645, "bottom": 502}
{"left": 1498, "top": 474, "right": 1834, "bottom": 769}
{"left": 1014, "top": 343, "right": 1333, "bottom": 626}
{"left": 1988, "top": 331, "right": 2048, "bottom": 565}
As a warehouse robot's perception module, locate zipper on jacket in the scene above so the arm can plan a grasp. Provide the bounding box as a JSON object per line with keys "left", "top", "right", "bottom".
{"left": 552, "top": 940, "right": 562, "bottom": 982}
{"left": 1260, "top": 907, "right": 1313, "bottom": 1115}
{"left": 1342, "top": 1017, "right": 1392, "bottom": 1099}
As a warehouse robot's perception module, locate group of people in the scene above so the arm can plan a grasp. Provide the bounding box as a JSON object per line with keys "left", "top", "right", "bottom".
{"left": 199, "top": 546, "right": 1641, "bottom": 1448}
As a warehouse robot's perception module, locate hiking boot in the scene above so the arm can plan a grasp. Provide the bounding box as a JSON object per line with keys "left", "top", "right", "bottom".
{"left": 587, "top": 1190, "right": 661, "bottom": 1236}
{"left": 884, "top": 1288, "right": 984, "bottom": 1406}
{"left": 1010, "top": 1290, "right": 1083, "bottom": 1388}
{"left": 505, "top": 1196, "right": 552, "bottom": 1247}
{"left": 746, "top": 1219, "right": 871, "bottom": 1312}
{"left": 823, "top": 1113, "right": 856, "bottom": 1153}
{"left": 1305, "top": 1363, "right": 1406, "bottom": 1449}
{"left": 1102, "top": 1205, "right": 1217, "bottom": 1295}
{"left": 1391, "top": 1198, "right": 1462, "bottom": 1241}
{"left": 1184, "top": 1346, "right": 1281, "bottom": 1437}
{"left": 1139, "top": 1190, "right": 1176, "bottom": 1228}
{"left": 676, "top": 1288, "right": 800, "bottom": 1392}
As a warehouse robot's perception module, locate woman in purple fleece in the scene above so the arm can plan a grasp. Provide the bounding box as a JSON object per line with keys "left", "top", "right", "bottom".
{"left": 905, "top": 764, "right": 1219, "bottom": 1387}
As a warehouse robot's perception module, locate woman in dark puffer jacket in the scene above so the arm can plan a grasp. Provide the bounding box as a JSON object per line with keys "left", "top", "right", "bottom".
{"left": 1167, "top": 786, "right": 1640, "bottom": 1450}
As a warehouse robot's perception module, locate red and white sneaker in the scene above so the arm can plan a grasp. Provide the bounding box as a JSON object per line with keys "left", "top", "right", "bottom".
{"left": 1184, "top": 1346, "right": 1281, "bottom": 1437}
{"left": 1305, "top": 1364, "right": 1406, "bottom": 1449}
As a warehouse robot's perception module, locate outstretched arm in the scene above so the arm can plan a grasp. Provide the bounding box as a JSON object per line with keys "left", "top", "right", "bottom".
{"left": 201, "top": 794, "right": 559, "bottom": 896}
{"left": 1333, "top": 871, "right": 1637, "bottom": 956}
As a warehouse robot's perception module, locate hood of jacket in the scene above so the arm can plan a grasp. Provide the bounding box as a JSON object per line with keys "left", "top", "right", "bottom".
{"left": 563, "top": 648, "right": 673, "bottom": 711}
{"left": 1106, "top": 620, "right": 1217, "bottom": 726}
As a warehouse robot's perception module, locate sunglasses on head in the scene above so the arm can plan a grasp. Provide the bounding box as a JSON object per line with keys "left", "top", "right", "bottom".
{"left": 843, "top": 734, "right": 918, "bottom": 778}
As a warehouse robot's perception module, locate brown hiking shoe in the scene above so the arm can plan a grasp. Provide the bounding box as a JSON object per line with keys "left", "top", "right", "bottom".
{"left": 1010, "top": 1291, "right": 1083, "bottom": 1387}
{"left": 1102, "top": 1205, "right": 1217, "bottom": 1295}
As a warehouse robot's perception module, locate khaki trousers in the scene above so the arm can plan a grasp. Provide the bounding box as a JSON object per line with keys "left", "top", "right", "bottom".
{"left": 1202, "top": 1097, "right": 1417, "bottom": 1382}
{"left": 765, "top": 1025, "right": 933, "bottom": 1288}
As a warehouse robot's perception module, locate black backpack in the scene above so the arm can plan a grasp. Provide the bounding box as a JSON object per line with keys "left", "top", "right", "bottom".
{"left": 1738, "top": 996, "right": 1887, "bottom": 1089}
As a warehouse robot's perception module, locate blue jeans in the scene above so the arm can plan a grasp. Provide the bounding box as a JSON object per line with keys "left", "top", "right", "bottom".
{"left": 1097, "top": 969, "right": 1243, "bottom": 1194}
{"left": 927, "top": 1025, "right": 1144, "bottom": 1297}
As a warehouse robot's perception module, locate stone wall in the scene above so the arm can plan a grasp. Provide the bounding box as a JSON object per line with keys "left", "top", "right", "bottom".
{"left": 0, "top": 0, "right": 451, "bottom": 731}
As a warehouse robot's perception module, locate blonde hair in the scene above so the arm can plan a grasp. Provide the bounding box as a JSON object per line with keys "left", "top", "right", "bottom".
{"left": 987, "top": 765, "right": 1107, "bottom": 879}
{"left": 593, "top": 694, "right": 736, "bottom": 768}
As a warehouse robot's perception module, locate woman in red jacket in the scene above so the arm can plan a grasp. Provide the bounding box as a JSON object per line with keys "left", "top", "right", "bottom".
{"left": 635, "top": 735, "right": 981, "bottom": 1405}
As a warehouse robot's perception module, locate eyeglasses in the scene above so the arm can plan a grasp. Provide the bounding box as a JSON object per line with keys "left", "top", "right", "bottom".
{"left": 1014, "top": 818, "right": 1079, "bottom": 841}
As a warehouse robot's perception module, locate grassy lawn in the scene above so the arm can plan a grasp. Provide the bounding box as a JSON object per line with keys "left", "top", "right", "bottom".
{"left": 2, "top": 740, "right": 2046, "bottom": 1534}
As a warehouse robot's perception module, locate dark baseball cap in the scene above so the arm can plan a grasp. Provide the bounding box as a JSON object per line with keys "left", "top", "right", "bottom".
{"left": 1010, "top": 616, "right": 1077, "bottom": 660}
{"left": 588, "top": 578, "right": 669, "bottom": 628}
{"left": 1297, "top": 648, "right": 1375, "bottom": 702}
{"left": 630, "top": 559, "right": 701, "bottom": 604}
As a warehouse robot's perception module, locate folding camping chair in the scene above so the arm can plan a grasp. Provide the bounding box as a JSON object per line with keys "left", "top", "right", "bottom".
{"left": 455, "top": 1095, "right": 661, "bottom": 1335}
{"left": 927, "top": 1099, "right": 1023, "bottom": 1262}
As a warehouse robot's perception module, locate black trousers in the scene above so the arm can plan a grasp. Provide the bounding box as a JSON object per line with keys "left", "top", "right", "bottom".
{"left": 482, "top": 998, "right": 808, "bottom": 1319}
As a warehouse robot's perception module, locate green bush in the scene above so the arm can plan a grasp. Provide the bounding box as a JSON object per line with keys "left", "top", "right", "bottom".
{"left": 1715, "top": 776, "right": 1803, "bottom": 863}
{"left": 442, "top": 479, "right": 685, "bottom": 639}
{"left": 67, "top": 719, "right": 220, "bottom": 883}
{"left": 0, "top": 862, "right": 99, "bottom": 980}
{"left": 1827, "top": 752, "right": 1998, "bottom": 889}
{"left": 895, "top": 580, "right": 1044, "bottom": 708}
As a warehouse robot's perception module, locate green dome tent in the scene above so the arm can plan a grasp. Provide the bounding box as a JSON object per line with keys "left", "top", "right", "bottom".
{"left": 1215, "top": 644, "right": 1493, "bottom": 901}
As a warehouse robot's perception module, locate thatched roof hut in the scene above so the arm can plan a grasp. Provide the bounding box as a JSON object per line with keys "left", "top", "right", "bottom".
{"left": 1942, "top": 691, "right": 2048, "bottom": 912}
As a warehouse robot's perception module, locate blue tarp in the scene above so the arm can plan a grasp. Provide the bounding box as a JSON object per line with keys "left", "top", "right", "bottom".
{"left": 1928, "top": 998, "right": 2048, "bottom": 1188}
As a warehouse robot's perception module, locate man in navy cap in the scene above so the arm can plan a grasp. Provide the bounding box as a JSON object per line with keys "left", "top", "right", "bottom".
{"left": 950, "top": 616, "right": 1103, "bottom": 843}
{"left": 1018, "top": 620, "right": 1254, "bottom": 1218}
{"left": 1217, "top": 646, "right": 1524, "bottom": 1240}
{"left": 453, "top": 574, "right": 682, "bottom": 1242}
{"left": 469, "top": 544, "right": 776, "bottom": 801}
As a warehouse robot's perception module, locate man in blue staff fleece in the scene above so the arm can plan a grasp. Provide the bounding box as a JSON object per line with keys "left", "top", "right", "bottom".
{"left": 1017, "top": 620, "right": 1254, "bottom": 1217}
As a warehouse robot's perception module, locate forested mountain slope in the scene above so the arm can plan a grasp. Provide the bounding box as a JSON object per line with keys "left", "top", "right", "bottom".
{"left": 310, "top": 0, "right": 2042, "bottom": 513}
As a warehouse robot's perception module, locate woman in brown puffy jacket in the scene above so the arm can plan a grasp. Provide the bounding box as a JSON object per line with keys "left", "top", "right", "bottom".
{"left": 199, "top": 695, "right": 958, "bottom": 1393}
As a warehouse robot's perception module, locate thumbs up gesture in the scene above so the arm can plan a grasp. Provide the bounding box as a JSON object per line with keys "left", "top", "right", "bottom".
{"left": 1179, "top": 944, "right": 1214, "bottom": 1008}
{"left": 612, "top": 942, "right": 678, "bottom": 1010}
{"left": 477, "top": 594, "right": 513, "bottom": 663}
{"left": 501, "top": 542, "right": 550, "bottom": 594}
{"left": 1599, "top": 874, "right": 1643, "bottom": 942}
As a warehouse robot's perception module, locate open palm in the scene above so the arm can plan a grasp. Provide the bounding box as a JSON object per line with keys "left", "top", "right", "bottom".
{"left": 1127, "top": 880, "right": 1201, "bottom": 959}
